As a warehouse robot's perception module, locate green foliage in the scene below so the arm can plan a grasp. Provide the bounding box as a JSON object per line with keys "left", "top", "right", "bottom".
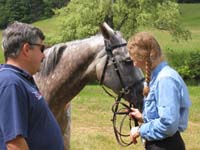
{"left": 162, "top": 37, "right": 200, "bottom": 80}
{"left": 155, "top": 1, "right": 191, "bottom": 41}
{"left": 112, "top": 0, "right": 139, "bottom": 38}
{"left": 6, "top": 0, "right": 31, "bottom": 23}
{"left": 59, "top": 0, "right": 109, "bottom": 41}
{"left": 0, "top": 0, "right": 54, "bottom": 29}
{"left": 43, "top": 0, "right": 69, "bottom": 8}
{"left": 0, "top": 5, "right": 9, "bottom": 28}
{"left": 166, "top": 50, "right": 200, "bottom": 80}
{"left": 187, "top": 52, "right": 200, "bottom": 79}
{"left": 177, "top": 65, "right": 191, "bottom": 79}
{"left": 165, "top": 48, "right": 190, "bottom": 68}
{"left": 59, "top": 0, "right": 191, "bottom": 41}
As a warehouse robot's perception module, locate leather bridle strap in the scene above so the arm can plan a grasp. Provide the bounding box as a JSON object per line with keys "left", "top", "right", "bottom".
{"left": 108, "top": 43, "right": 127, "bottom": 50}
{"left": 104, "top": 41, "right": 127, "bottom": 89}
{"left": 100, "top": 40, "right": 142, "bottom": 147}
{"left": 100, "top": 41, "right": 129, "bottom": 97}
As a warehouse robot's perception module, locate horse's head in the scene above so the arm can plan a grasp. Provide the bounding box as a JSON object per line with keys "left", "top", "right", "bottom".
{"left": 97, "top": 22, "right": 144, "bottom": 109}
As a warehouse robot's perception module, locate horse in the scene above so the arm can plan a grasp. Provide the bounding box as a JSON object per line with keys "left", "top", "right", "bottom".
{"left": 34, "top": 22, "right": 144, "bottom": 150}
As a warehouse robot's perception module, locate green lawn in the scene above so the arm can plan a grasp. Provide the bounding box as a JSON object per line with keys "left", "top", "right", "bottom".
{"left": 180, "top": 4, "right": 200, "bottom": 29}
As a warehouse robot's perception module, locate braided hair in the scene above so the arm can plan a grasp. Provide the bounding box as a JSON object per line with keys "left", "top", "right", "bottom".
{"left": 127, "top": 32, "right": 161, "bottom": 97}
{"left": 143, "top": 51, "right": 151, "bottom": 97}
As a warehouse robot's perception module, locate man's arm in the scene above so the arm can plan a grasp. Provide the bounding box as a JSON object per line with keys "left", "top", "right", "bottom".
{"left": 6, "top": 136, "right": 29, "bottom": 150}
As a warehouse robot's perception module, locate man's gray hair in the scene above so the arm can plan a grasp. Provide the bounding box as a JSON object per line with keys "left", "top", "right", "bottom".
{"left": 2, "top": 21, "right": 45, "bottom": 60}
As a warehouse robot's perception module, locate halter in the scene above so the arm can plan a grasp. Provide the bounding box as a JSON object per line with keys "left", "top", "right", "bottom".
{"left": 100, "top": 39, "right": 144, "bottom": 147}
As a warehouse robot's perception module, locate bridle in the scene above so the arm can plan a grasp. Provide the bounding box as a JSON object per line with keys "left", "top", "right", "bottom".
{"left": 100, "top": 39, "right": 144, "bottom": 147}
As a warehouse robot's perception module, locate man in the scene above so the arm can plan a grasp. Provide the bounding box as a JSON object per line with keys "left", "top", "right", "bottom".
{"left": 0, "top": 21, "right": 64, "bottom": 150}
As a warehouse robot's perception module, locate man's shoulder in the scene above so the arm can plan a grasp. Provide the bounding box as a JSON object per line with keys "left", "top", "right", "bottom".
{"left": 0, "top": 70, "right": 23, "bottom": 88}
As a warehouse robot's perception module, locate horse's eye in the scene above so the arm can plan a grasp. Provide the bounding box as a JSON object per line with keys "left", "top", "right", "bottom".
{"left": 124, "top": 57, "right": 133, "bottom": 63}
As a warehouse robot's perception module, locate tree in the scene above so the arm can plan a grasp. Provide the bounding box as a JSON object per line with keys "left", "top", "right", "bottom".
{"left": 43, "top": 0, "right": 70, "bottom": 8}
{"left": 5, "top": 0, "right": 31, "bottom": 23}
{"left": 59, "top": 0, "right": 191, "bottom": 42}
{"left": 0, "top": 0, "right": 54, "bottom": 29}
{"left": 178, "top": 0, "right": 200, "bottom": 3}
{"left": 0, "top": 1, "right": 9, "bottom": 28}
{"left": 29, "top": 0, "right": 54, "bottom": 21}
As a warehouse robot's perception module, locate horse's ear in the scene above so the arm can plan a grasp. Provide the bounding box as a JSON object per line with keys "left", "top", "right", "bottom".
{"left": 99, "top": 22, "right": 114, "bottom": 40}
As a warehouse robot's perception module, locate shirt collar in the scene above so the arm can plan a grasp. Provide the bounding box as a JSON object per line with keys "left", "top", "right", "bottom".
{"left": 151, "top": 61, "right": 168, "bottom": 81}
{"left": 0, "top": 64, "right": 33, "bottom": 81}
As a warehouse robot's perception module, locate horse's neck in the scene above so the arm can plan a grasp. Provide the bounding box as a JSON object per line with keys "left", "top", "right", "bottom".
{"left": 34, "top": 35, "right": 105, "bottom": 107}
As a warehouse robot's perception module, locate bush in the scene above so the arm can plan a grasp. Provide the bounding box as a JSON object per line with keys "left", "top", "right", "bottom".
{"left": 165, "top": 48, "right": 190, "bottom": 68}
{"left": 0, "top": 0, "right": 54, "bottom": 29}
{"left": 177, "top": 65, "right": 191, "bottom": 79}
{"left": 185, "top": 51, "right": 200, "bottom": 79}
{"left": 166, "top": 49, "right": 200, "bottom": 80}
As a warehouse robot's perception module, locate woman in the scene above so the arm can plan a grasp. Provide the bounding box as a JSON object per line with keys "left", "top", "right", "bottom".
{"left": 127, "top": 32, "right": 191, "bottom": 150}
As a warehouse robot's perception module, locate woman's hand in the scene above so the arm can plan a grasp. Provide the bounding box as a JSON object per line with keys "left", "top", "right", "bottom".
{"left": 129, "top": 108, "right": 143, "bottom": 123}
{"left": 130, "top": 126, "right": 140, "bottom": 144}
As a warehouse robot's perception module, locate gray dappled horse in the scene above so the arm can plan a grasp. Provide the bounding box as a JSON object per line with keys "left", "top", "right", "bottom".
{"left": 34, "top": 23, "right": 144, "bottom": 150}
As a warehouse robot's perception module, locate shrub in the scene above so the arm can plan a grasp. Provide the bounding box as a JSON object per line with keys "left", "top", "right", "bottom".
{"left": 185, "top": 51, "right": 200, "bottom": 79}
{"left": 166, "top": 49, "right": 200, "bottom": 80}
{"left": 165, "top": 48, "right": 200, "bottom": 80}
{"left": 165, "top": 48, "right": 189, "bottom": 68}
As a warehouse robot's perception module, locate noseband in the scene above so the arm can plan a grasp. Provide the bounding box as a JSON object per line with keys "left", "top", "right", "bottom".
{"left": 100, "top": 39, "right": 144, "bottom": 147}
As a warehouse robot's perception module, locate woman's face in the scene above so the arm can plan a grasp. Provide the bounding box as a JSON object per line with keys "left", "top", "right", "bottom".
{"left": 128, "top": 46, "right": 149, "bottom": 71}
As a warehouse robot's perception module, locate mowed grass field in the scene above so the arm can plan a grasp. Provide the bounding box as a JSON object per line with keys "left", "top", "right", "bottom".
{"left": 70, "top": 85, "right": 199, "bottom": 150}
{"left": 0, "top": 3, "right": 199, "bottom": 150}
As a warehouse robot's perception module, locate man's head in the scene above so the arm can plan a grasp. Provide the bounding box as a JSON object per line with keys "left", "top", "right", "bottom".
{"left": 2, "top": 21, "right": 46, "bottom": 75}
{"left": 2, "top": 21, "right": 45, "bottom": 60}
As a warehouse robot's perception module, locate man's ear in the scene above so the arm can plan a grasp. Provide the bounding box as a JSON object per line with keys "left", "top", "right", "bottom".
{"left": 21, "top": 43, "right": 30, "bottom": 56}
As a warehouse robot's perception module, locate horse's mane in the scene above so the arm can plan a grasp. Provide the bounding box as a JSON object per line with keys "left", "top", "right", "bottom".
{"left": 40, "top": 34, "right": 103, "bottom": 77}
{"left": 40, "top": 43, "right": 66, "bottom": 76}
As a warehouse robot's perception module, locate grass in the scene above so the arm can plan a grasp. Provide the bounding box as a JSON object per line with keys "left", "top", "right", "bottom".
{"left": 180, "top": 4, "right": 200, "bottom": 29}
{"left": 71, "top": 85, "right": 144, "bottom": 150}
{"left": 71, "top": 85, "right": 200, "bottom": 150}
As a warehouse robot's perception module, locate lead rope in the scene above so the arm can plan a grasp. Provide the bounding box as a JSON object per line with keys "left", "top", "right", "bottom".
{"left": 112, "top": 95, "right": 133, "bottom": 147}
{"left": 100, "top": 40, "right": 141, "bottom": 147}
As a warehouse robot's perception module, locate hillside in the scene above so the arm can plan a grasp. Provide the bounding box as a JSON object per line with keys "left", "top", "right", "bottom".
{"left": 0, "top": 3, "right": 200, "bottom": 63}
{"left": 180, "top": 4, "right": 200, "bottom": 28}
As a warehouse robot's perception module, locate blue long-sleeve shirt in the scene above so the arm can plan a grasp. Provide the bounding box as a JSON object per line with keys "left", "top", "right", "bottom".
{"left": 139, "top": 61, "right": 191, "bottom": 141}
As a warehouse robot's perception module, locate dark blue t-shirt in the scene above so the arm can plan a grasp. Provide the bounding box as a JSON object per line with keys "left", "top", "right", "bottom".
{"left": 0, "top": 64, "right": 64, "bottom": 150}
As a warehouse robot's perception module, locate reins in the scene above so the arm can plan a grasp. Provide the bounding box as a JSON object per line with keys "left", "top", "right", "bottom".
{"left": 100, "top": 40, "right": 144, "bottom": 147}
